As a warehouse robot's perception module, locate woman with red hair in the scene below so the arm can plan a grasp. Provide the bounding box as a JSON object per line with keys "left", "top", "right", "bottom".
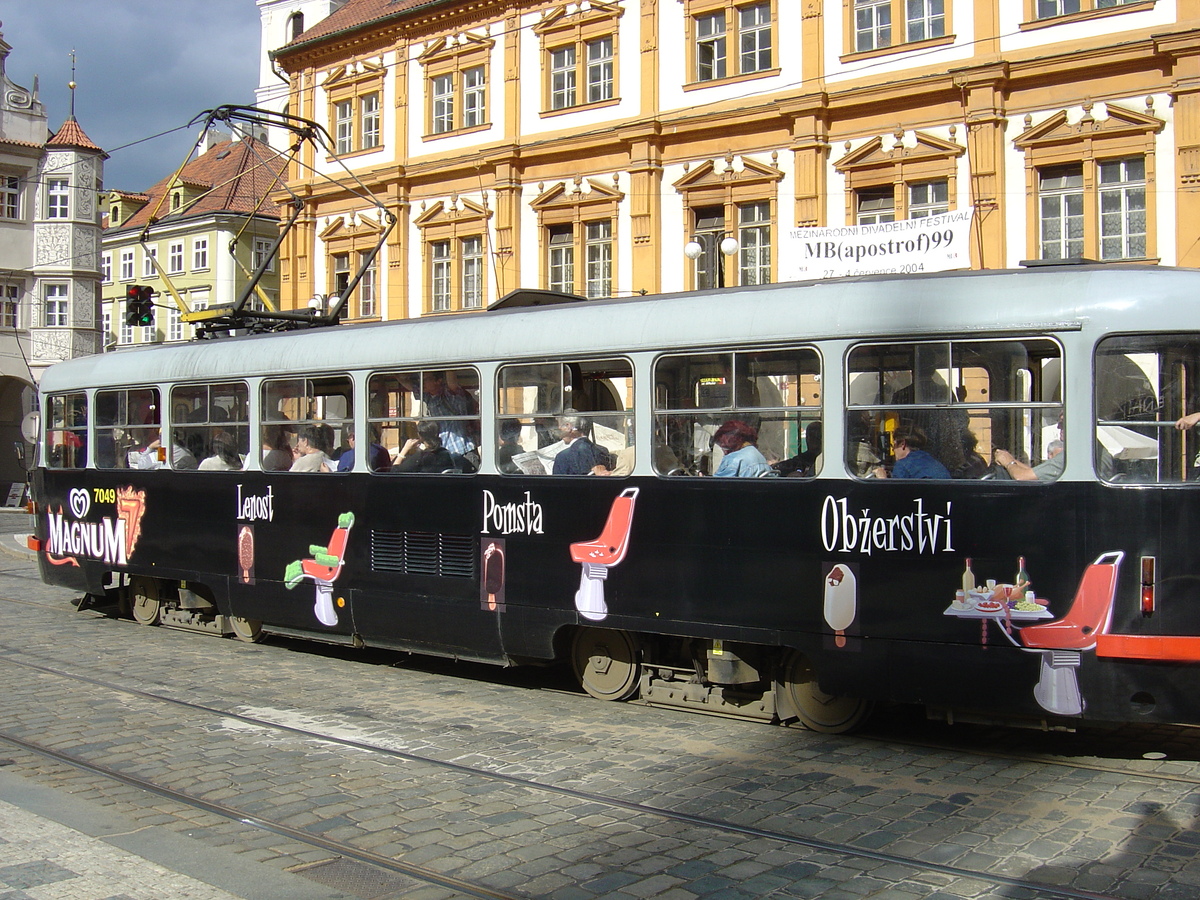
{"left": 712, "top": 420, "right": 773, "bottom": 477}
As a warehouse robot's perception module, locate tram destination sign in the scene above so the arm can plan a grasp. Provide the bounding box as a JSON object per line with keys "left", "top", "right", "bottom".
{"left": 783, "top": 207, "right": 973, "bottom": 281}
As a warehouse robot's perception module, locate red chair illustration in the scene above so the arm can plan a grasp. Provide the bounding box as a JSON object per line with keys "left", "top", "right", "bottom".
{"left": 1018, "top": 550, "right": 1124, "bottom": 716}
{"left": 285, "top": 512, "right": 354, "bottom": 627}
{"left": 570, "top": 488, "right": 639, "bottom": 621}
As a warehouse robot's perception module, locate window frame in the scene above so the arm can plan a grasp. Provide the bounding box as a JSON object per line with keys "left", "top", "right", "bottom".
{"left": 496, "top": 356, "right": 634, "bottom": 476}
{"left": 358, "top": 250, "right": 378, "bottom": 318}
{"left": 1, "top": 174, "right": 20, "bottom": 220}
{"left": 94, "top": 387, "right": 162, "bottom": 470}
{"left": 845, "top": 337, "right": 1064, "bottom": 481}
{"left": 46, "top": 391, "right": 88, "bottom": 469}
{"left": 261, "top": 375, "right": 354, "bottom": 473}
{"left": 1016, "top": 103, "right": 1161, "bottom": 263}
{"left": 842, "top": 0, "right": 951, "bottom": 59}
{"left": 535, "top": 2, "right": 622, "bottom": 115}
{"left": 675, "top": 156, "right": 782, "bottom": 290}
{"left": 420, "top": 35, "right": 492, "bottom": 138}
{"left": 653, "top": 345, "right": 822, "bottom": 478}
{"left": 142, "top": 246, "right": 158, "bottom": 279}
{"left": 324, "top": 61, "right": 386, "bottom": 157}
{"left": 359, "top": 91, "right": 381, "bottom": 150}
{"left": 1094, "top": 332, "right": 1200, "bottom": 485}
{"left": 170, "top": 381, "right": 250, "bottom": 473}
{"left": 0, "top": 283, "right": 19, "bottom": 329}
{"left": 687, "top": 0, "right": 776, "bottom": 86}
{"left": 46, "top": 178, "right": 70, "bottom": 219}
{"left": 414, "top": 197, "right": 492, "bottom": 314}
{"left": 367, "top": 367, "right": 481, "bottom": 474}
{"left": 1024, "top": 0, "right": 1148, "bottom": 28}
{"left": 167, "top": 242, "right": 184, "bottom": 275}
{"left": 192, "top": 237, "right": 209, "bottom": 271}
{"left": 43, "top": 283, "right": 68, "bottom": 327}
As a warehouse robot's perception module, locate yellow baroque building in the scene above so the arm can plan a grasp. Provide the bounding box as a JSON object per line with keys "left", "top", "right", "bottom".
{"left": 271, "top": 0, "right": 1200, "bottom": 320}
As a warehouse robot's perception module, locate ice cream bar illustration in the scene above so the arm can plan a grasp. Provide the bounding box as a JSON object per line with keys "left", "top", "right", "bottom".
{"left": 823, "top": 565, "right": 857, "bottom": 648}
{"left": 483, "top": 542, "right": 505, "bottom": 610}
{"left": 238, "top": 526, "right": 254, "bottom": 584}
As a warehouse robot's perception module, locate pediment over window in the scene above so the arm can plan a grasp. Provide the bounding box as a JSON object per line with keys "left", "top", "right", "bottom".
{"left": 671, "top": 155, "right": 784, "bottom": 192}
{"left": 321, "top": 59, "right": 385, "bottom": 88}
{"left": 417, "top": 32, "right": 495, "bottom": 65}
{"left": 834, "top": 132, "right": 964, "bottom": 173}
{"left": 532, "top": 0, "right": 624, "bottom": 36}
{"left": 319, "top": 213, "right": 383, "bottom": 241}
{"left": 414, "top": 197, "right": 491, "bottom": 227}
{"left": 1014, "top": 102, "right": 1165, "bottom": 150}
{"left": 530, "top": 178, "right": 624, "bottom": 212}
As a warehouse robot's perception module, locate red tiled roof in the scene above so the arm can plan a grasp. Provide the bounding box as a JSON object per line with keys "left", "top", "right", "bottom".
{"left": 109, "top": 137, "right": 289, "bottom": 231}
{"left": 108, "top": 189, "right": 150, "bottom": 201}
{"left": 276, "top": 0, "right": 446, "bottom": 54}
{"left": 0, "top": 136, "right": 45, "bottom": 150}
{"left": 47, "top": 117, "right": 104, "bottom": 154}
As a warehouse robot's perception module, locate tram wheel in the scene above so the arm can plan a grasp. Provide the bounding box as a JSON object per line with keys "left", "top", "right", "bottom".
{"left": 129, "top": 576, "right": 162, "bottom": 626}
{"left": 571, "top": 627, "right": 641, "bottom": 701}
{"left": 228, "top": 616, "right": 264, "bottom": 643}
{"left": 776, "top": 650, "right": 872, "bottom": 734}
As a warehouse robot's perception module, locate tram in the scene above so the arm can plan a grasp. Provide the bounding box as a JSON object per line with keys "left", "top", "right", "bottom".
{"left": 28, "top": 264, "right": 1200, "bottom": 732}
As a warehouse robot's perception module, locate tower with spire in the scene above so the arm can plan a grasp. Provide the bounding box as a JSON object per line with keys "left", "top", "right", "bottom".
{"left": 28, "top": 49, "right": 106, "bottom": 373}
{"left": 0, "top": 24, "right": 105, "bottom": 492}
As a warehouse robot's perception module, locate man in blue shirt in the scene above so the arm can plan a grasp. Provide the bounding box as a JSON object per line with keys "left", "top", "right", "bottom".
{"left": 336, "top": 427, "right": 391, "bottom": 472}
{"left": 552, "top": 412, "right": 606, "bottom": 475}
{"left": 874, "top": 427, "right": 950, "bottom": 479}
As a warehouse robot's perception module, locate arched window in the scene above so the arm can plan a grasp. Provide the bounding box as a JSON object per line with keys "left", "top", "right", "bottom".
{"left": 288, "top": 12, "right": 304, "bottom": 41}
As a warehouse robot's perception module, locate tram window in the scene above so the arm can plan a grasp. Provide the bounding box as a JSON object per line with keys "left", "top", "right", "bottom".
{"left": 1095, "top": 334, "right": 1200, "bottom": 484}
{"left": 94, "top": 388, "right": 173, "bottom": 469}
{"left": 170, "top": 383, "right": 248, "bottom": 471}
{"left": 367, "top": 368, "right": 480, "bottom": 474}
{"left": 847, "top": 339, "right": 1062, "bottom": 480}
{"left": 653, "top": 347, "right": 821, "bottom": 477}
{"left": 261, "top": 376, "right": 352, "bottom": 472}
{"left": 46, "top": 392, "right": 87, "bottom": 469}
{"left": 496, "top": 359, "right": 633, "bottom": 475}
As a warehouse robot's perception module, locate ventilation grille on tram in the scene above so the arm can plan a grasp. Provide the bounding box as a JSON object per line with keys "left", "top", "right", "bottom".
{"left": 370, "top": 531, "right": 476, "bottom": 578}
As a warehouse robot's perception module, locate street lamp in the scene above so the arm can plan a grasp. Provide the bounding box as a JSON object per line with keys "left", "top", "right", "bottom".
{"left": 685, "top": 233, "right": 740, "bottom": 288}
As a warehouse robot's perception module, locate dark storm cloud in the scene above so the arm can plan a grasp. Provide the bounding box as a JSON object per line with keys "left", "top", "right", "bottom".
{"left": 0, "top": 0, "right": 260, "bottom": 189}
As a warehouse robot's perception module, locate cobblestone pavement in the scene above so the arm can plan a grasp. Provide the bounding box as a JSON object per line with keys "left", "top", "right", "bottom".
{"left": 2, "top": 539, "right": 1200, "bottom": 899}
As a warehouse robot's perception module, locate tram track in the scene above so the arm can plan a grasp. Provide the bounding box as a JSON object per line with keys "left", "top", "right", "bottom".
{"left": 0, "top": 727, "right": 524, "bottom": 900}
{"left": 12, "top": 592, "right": 1200, "bottom": 786}
{"left": 0, "top": 650, "right": 1143, "bottom": 900}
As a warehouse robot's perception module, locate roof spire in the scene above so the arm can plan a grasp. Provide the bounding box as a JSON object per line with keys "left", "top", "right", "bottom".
{"left": 68, "top": 48, "right": 76, "bottom": 118}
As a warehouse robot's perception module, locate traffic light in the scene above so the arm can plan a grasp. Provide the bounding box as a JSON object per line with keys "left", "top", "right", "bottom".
{"left": 124, "top": 285, "right": 154, "bottom": 327}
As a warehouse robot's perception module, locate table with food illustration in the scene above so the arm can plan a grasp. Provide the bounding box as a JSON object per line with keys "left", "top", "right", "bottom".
{"left": 943, "top": 586, "right": 1053, "bottom": 646}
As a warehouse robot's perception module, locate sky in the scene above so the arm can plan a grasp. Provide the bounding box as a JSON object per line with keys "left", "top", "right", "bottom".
{"left": 1, "top": 0, "right": 263, "bottom": 190}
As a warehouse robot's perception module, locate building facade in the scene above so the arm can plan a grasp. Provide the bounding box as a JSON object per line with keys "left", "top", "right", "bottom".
{"left": 256, "top": 0, "right": 351, "bottom": 150}
{"left": 0, "top": 26, "right": 103, "bottom": 493}
{"left": 270, "top": 0, "right": 1200, "bottom": 321}
{"left": 101, "top": 134, "right": 288, "bottom": 347}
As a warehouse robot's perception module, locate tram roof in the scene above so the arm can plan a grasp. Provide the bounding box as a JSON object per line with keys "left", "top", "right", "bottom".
{"left": 41, "top": 264, "right": 1200, "bottom": 392}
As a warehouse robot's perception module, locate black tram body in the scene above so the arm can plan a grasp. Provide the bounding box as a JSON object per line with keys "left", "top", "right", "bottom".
{"left": 29, "top": 266, "right": 1200, "bottom": 732}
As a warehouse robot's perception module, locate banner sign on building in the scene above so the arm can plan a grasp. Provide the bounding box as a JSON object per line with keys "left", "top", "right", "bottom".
{"left": 782, "top": 208, "right": 974, "bottom": 282}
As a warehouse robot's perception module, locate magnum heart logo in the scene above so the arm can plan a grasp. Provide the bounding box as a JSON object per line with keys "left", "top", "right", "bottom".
{"left": 68, "top": 488, "right": 90, "bottom": 519}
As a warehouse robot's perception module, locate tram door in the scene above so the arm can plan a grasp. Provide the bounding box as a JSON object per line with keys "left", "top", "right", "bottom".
{"left": 1093, "top": 335, "right": 1200, "bottom": 632}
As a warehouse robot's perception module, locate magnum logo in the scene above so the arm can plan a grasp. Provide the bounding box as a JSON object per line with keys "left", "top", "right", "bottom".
{"left": 45, "top": 486, "right": 146, "bottom": 567}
